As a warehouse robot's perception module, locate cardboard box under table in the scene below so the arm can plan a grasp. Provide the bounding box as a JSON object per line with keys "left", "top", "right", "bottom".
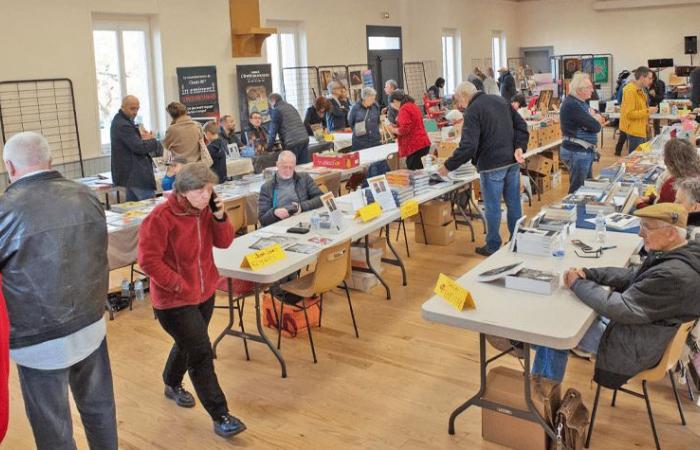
{"left": 526, "top": 154, "right": 554, "bottom": 176}
{"left": 414, "top": 200, "right": 456, "bottom": 245}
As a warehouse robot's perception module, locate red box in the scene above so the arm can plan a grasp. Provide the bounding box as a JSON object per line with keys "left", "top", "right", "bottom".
{"left": 312, "top": 152, "right": 360, "bottom": 169}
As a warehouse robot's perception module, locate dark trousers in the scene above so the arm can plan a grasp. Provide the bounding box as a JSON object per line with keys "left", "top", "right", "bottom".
{"left": 287, "top": 141, "right": 310, "bottom": 165}
{"left": 125, "top": 186, "right": 155, "bottom": 202}
{"left": 406, "top": 146, "right": 430, "bottom": 170}
{"left": 155, "top": 296, "right": 228, "bottom": 420}
{"left": 614, "top": 132, "right": 646, "bottom": 156}
{"left": 16, "top": 339, "right": 118, "bottom": 450}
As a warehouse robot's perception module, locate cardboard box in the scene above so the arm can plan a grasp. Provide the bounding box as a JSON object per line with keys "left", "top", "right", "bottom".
{"left": 414, "top": 220, "right": 456, "bottom": 245}
{"left": 345, "top": 269, "right": 382, "bottom": 292}
{"left": 526, "top": 155, "right": 554, "bottom": 176}
{"left": 350, "top": 247, "right": 382, "bottom": 270}
{"left": 534, "top": 174, "right": 552, "bottom": 192}
{"left": 527, "top": 128, "right": 539, "bottom": 149}
{"left": 438, "top": 141, "right": 459, "bottom": 158}
{"left": 312, "top": 151, "right": 360, "bottom": 169}
{"left": 416, "top": 200, "right": 453, "bottom": 226}
{"left": 482, "top": 367, "right": 561, "bottom": 450}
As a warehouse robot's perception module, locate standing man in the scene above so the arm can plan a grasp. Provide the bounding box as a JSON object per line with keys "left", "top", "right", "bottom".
{"left": 110, "top": 95, "right": 163, "bottom": 201}
{"left": 326, "top": 81, "right": 351, "bottom": 131}
{"left": 560, "top": 72, "right": 605, "bottom": 193}
{"left": 497, "top": 67, "right": 517, "bottom": 101}
{"left": 0, "top": 132, "right": 118, "bottom": 450}
{"left": 267, "top": 93, "right": 311, "bottom": 164}
{"left": 438, "top": 81, "right": 529, "bottom": 256}
{"left": 383, "top": 79, "right": 399, "bottom": 124}
{"left": 219, "top": 114, "right": 244, "bottom": 149}
{"left": 618, "top": 66, "right": 656, "bottom": 156}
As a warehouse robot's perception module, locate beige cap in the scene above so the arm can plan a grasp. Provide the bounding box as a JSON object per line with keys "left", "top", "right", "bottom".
{"left": 633, "top": 202, "right": 688, "bottom": 228}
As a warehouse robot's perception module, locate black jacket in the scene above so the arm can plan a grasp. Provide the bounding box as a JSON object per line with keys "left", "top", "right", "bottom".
{"left": 348, "top": 102, "right": 382, "bottom": 150}
{"left": 257, "top": 172, "right": 323, "bottom": 226}
{"left": 268, "top": 100, "right": 309, "bottom": 150}
{"left": 326, "top": 97, "right": 351, "bottom": 131}
{"left": 573, "top": 241, "right": 700, "bottom": 389}
{"left": 499, "top": 71, "right": 517, "bottom": 100}
{"left": 690, "top": 67, "right": 700, "bottom": 109}
{"left": 304, "top": 106, "right": 327, "bottom": 135}
{"left": 444, "top": 92, "right": 529, "bottom": 172}
{"left": 110, "top": 110, "right": 162, "bottom": 189}
{"left": 0, "top": 171, "right": 108, "bottom": 348}
{"left": 207, "top": 138, "right": 228, "bottom": 184}
{"left": 219, "top": 126, "right": 243, "bottom": 148}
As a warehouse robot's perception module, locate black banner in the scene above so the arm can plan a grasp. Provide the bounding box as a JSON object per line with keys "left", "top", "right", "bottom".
{"left": 176, "top": 65, "right": 219, "bottom": 121}
{"left": 236, "top": 64, "right": 273, "bottom": 130}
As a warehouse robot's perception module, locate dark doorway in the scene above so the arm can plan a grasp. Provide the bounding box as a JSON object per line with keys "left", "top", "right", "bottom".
{"left": 521, "top": 46, "right": 554, "bottom": 74}
{"left": 367, "top": 25, "right": 403, "bottom": 106}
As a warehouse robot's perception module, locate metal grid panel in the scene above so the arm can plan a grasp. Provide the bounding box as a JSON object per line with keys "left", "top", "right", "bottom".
{"left": 403, "top": 62, "right": 427, "bottom": 98}
{"left": 347, "top": 64, "right": 371, "bottom": 103}
{"left": 318, "top": 65, "right": 349, "bottom": 96}
{"left": 282, "top": 66, "right": 321, "bottom": 118}
{"left": 0, "top": 78, "right": 83, "bottom": 176}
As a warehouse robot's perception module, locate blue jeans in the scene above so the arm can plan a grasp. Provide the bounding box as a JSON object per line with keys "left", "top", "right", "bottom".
{"left": 628, "top": 135, "right": 646, "bottom": 154}
{"left": 125, "top": 186, "right": 155, "bottom": 202}
{"left": 479, "top": 164, "right": 522, "bottom": 253}
{"left": 17, "top": 339, "right": 118, "bottom": 450}
{"left": 560, "top": 147, "right": 595, "bottom": 194}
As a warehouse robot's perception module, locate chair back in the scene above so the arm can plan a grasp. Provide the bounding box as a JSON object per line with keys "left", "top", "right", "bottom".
{"left": 386, "top": 152, "right": 400, "bottom": 171}
{"left": 310, "top": 240, "right": 351, "bottom": 294}
{"left": 224, "top": 196, "right": 247, "bottom": 233}
{"left": 634, "top": 321, "right": 695, "bottom": 382}
{"left": 314, "top": 172, "right": 341, "bottom": 196}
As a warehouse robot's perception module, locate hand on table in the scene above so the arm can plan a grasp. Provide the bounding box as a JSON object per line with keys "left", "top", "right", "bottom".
{"left": 564, "top": 268, "right": 586, "bottom": 289}
{"left": 514, "top": 148, "right": 525, "bottom": 164}
{"left": 437, "top": 165, "right": 449, "bottom": 176}
{"left": 274, "top": 208, "right": 290, "bottom": 220}
{"left": 291, "top": 202, "right": 301, "bottom": 215}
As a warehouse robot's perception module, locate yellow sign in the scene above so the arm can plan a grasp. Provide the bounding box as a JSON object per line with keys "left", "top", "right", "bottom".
{"left": 356, "top": 202, "right": 382, "bottom": 222}
{"left": 240, "top": 244, "right": 287, "bottom": 271}
{"left": 644, "top": 185, "right": 657, "bottom": 197}
{"left": 434, "top": 273, "right": 475, "bottom": 311}
{"left": 400, "top": 199, "right": 419, "bottom": 220}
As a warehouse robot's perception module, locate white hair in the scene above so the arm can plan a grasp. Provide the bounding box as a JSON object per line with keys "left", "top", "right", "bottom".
{"left": 3, "top": 131, "right": 51, "bottom": 169}
{"left": 361, "top": 87, "right": 377, "bottom": 100}
{"left": 384, "top": 79, "right": 398, "bottom": 89}
{"left": 454, "top": 81, "right": 477, "bottom": 99}
{"left": 569, "top": 72, "right": 591, "bottom": 94}
{"left": 278, "top": 150, "right": 296, "bottom": 164}
{"left": 328, "top": 81, "right": 343, "bottom": 92}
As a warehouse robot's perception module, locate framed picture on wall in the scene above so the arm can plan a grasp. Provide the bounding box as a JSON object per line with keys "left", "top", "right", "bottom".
{"left": 593, "top": 57, "right": 609, "bottom": 83}
{"left": 563, "top": 58, "right": 581, "bottom": 79}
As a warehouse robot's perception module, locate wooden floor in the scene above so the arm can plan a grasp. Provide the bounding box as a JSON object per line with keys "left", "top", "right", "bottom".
{"left": 4, "top": 129, "right": 700, "bottom": 449}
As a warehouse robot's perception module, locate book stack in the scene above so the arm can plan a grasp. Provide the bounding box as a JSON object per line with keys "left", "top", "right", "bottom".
{"left": 542, "top": 203, "right": 576, "bottom": 221}
{"left": 412, "top": 171, "right": 431, "bottom": 196}
{"left": 585, "top": 201, "right": 616, "bottom": 215}
{"left": 505, "top": 268, "right": 559, "bottom": 295}
{"left": 604, "top": 213, "right": 639, "bottom": 231}
{"left": 385, "top": 169, "right": 413, "bottom": 187}
{"left": 391, "top": 186, "right": 414, "bottom": 205}
{"left": 584, "top": 178, "right": 612, "bottom": 190}
{"left": 515, "top": 227, "right": 560, "bottom": 257}
{"left": 537, "top": 218, "right": 574, "bottom": 234}
{"left": 450, "top": 162, "right": 477, "bottom": 179}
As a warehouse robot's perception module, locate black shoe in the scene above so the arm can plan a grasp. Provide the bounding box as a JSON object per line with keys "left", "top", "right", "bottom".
{"left": 475, "top": 246, "right": 495, "bottom": 257}
{"left": 164, "top": 384, "right": 196, "bottom": 408}
{"left": 214, "top": 413, "right": 247, "bottom": 438}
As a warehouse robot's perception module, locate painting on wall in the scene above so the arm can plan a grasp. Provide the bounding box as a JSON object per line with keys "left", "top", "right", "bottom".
{"left": 593, "top": 57, "right": 609, "bottom": 83}
{"left": 562, "top": 58, "right": 581, "bottom": 79}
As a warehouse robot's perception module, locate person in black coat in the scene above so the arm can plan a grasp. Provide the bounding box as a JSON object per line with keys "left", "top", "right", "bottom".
{"left": 110, "top": 95, "right": 163, "bottom": 201}
{"left": 497, "top": 68, "right": 517, "bottom": 101}
{"left": 428, "top": 77, "right": 445, "bottom": 99}
{"left": 304, "top": 97, "right": 332, "bottom": 135}
{"left": 203, "top": 121, "right": 228, "bottom": 184}
{"left": 326, "top": 81, "right": 351, "bottom": 131}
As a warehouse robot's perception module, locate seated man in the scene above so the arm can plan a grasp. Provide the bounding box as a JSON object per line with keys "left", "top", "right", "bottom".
{"left": 674, "top": 177, "right": 700, "bottom": 239}
{"left": 559, "top": 203, "right": 700, "bottom": 389}
{"left": 257, "top": 150, "right": 323, "bottom": 227}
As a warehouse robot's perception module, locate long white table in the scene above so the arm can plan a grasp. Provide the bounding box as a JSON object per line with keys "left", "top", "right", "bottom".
{"left": 606, "top": 112, "right": 686, "bottom": 121}
{"left": 422, "top": 228, "right": 642, "bottom": 440}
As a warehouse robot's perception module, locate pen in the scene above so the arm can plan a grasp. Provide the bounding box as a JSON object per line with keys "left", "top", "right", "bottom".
{"left": 600, "top": 245, "right": 617, "bottom": 251}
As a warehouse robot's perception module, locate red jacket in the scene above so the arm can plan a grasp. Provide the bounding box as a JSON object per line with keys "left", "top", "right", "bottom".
{"left": 138, "top": 193, "right": 234, "bottom": 310}
{"left": 0, "top": 275, "right": 8, "bottom": 443}
{"left": 657, "top": 176, "right": 676, "bottom": 204}
{"left": 394, "top": 102, "right": 431, "bottom": 158}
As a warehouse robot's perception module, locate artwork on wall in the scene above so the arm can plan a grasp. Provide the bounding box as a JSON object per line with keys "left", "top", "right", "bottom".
{"left": 593, "top": 57, "right": 609, "bottom": 83}
{"left": 236, "top": 64, "right": 273, "bottom": 130}
{"left": 562, "top": 58, "right": 581, "bottom": 79}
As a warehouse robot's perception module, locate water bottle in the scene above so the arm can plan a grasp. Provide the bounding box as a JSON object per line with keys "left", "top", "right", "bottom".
{"left": 595, "top": 211, "right": 607, "bottom": 245}
{"left": 134, "top": 280, "right": 145, "bottom": 301}
{"left": 120, "top": 279, "right": 130, "bottom": 299}
{"left": 310, "top": 211, "right": 321, "bottom": 231}
{"left": 551, "top": 233, "right": 566, "bottom": 278}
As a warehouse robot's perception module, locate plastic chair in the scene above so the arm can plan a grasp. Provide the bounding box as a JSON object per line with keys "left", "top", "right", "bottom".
{"left": 277, "top": 240, "right": 358, "bottom": 363}
{"left": 224, "top": 196, "right": 247, "bottom": 235}
{"left": 585, "top": 321, "right": 696, "bottom": 450}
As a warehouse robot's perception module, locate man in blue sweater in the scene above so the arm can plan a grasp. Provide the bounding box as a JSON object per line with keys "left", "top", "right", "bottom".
{"left": 560, "top": 73, "right": 606, "bottom": 193}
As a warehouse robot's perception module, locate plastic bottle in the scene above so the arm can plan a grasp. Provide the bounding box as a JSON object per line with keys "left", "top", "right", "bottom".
{"left": 595, "top": 211, "right": 607, "bottom": 245}
{"left": 134, "top": 280, "right": 145, "bottom": 301}
{"left": 551, "top": 233, "right": 566, "bottom": 277}
{"left": 121, "top": 279, "right": 130, "bottom": 299}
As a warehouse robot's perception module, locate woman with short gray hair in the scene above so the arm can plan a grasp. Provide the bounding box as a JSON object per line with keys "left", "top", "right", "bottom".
{"left": 348, "top": 86, "right": 381, "bottom": 150}
{"left": 138, "top": 162, "right": 247, "bottom": 439}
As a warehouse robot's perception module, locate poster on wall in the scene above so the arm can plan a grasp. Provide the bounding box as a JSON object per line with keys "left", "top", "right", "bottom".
{"left": 593, "top": 57, "right": 609, "bottom": 83}
{"left": 236, "top": 64, "right": 273, "bottom": 130}
{"left": 176, "top": 66, "right": 219, "bottom": 123}
{"left": 562, "top": 58, "right": 581, "bottom": 80}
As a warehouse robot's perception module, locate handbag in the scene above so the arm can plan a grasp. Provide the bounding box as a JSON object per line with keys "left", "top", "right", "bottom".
{"left": 199, "top": 138, "right": 213, "bottom": 167}
{"left": 552, "top": 388, "right": 590, "bottom": 450}
{"left": 353, "top": 108, "right": 370, "bottom": 136}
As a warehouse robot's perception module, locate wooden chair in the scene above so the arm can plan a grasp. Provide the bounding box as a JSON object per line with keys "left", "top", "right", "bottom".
{"left": 314, "top": 172, "right": 341, "bottom": 196}
{"left": 276, "top": 240, "right": 358, "bottom": 363}
{"left": 585, "top": 321, "right": 696, "bottom": 450}
{"left": 224, "top": 196, "right": 247, "bottom": 235}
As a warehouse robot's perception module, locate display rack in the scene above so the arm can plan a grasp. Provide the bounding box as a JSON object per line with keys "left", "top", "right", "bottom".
{"left": 550, "top": 53, "right": 614, "bottom": 100}
{"left": 0, "top": 78, "right": 84, "bottom": 177}
{"left": 318, "top": 65, "right": 350, "bottom": 96}
{"left": 282, "top": 66, "right": 321, "bottom": 119}
{"left": 403, "top": 61, "right": 427, "bottom": 98}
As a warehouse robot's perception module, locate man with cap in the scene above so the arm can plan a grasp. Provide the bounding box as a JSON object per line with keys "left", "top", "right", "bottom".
{"left": 560, "top": 203, "right": 700, "bottom": 389}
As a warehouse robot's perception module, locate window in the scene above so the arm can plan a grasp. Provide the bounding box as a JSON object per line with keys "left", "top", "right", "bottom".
{"left": 92, "top": 18, "right": 156, "bottom": 153}
{"left": 368, "top": 36, "right": 401, "bottom": 51}
{"left": 491, "top": 31, "right": 507, "bottom": 75}
{"left": 441, "top": 29, "right": 461, "bottom": 95}
{"left": 265, "top": 22, "right": 302, "bottom": 95}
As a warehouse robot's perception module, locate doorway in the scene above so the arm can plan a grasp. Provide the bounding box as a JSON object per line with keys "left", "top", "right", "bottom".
{"left": 520, "top": 46, "right": 554, "bottom": 74}
{"left": 367, "top": 25, "right": 403, "bottom": 106}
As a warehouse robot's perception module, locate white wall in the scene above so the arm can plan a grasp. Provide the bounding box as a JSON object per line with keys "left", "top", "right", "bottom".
{"left": 516, "top": 0, "right": 700, "bottom": 84}
{"left": 0, "top": 0, "right": 519, "bottom": 166}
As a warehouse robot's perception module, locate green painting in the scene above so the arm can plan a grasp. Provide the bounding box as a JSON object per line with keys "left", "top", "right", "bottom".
{"left": 593, "top": 57, "right": 609, "bottom": 83}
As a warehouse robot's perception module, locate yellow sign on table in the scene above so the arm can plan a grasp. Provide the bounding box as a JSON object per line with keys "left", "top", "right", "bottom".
{"left": 400, "top": 199, "right": 419, "bottom": 220}
{"left": 434, "top": 273, "right": 476, "bottom": 311}
{"left": 637, "top": 141, "right": 652, "bottom": 153}
{"left": 356, "top": 202, "right": 382, "bottom": 222}
{"left": 240, "top": 243, "right": 287, "bottom": 271}
{"left": 644, "top": 185, "right": 657, "bottom": 197}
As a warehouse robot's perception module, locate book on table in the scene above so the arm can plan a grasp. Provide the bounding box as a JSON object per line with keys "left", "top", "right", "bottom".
{"left": 604, "top": 213, "right": 640, "bottom": 230}
{"left": 476, "top": 261, "right": 524, "bottom": 282}
{"left": 505, "top": 268, "right": 559, "bottom": 295}
{"left": 515, "top": 228, "right": 560, "bottom": 257}
{"left": 542, "top": 203, "right": 576, "bottom": 221}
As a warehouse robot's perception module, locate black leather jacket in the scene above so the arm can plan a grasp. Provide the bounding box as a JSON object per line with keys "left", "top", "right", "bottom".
{"left": 0, "top": 171, "right": 108, "bottom": 348}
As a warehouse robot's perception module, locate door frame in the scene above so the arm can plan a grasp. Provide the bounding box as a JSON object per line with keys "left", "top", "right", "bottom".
{"left": 366, "top": 25, "right": 403, "bottom": 94}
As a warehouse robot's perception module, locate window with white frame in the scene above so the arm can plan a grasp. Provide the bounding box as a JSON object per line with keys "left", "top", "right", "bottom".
{"left": 441, "top": 29, "right": 461, "bottom": 95}
{"left": 491, "top": 31, "right": 507, "bottom": 75}
{"left": 265, "top": 22, "right": 302, "bottom": 96}
{"left": 92, "top": 17, "right": 156, "bottom": 153}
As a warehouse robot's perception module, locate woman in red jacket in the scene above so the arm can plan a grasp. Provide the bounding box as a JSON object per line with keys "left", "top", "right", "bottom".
{"left": 137, "top": 162, "right": 246, "bottom": 439}
{"left": 0, "top": 275, "right": 8, "bottom": 444}
{"left": 387, "top": 90, "right": 432, "bottom": 169}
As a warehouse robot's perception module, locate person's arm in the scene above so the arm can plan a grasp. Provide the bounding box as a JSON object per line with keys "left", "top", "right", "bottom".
{"left": 267, "top": 109, "right": 281, "bottom": 149}
{"left": 118, "top": 122, "right": 161, "bottom": 156}
{"left": 347, "top": 104, "right": 358, "bottom": 129}
{"left": 568, "top": 103, "right": 602, "bottom": 132}
{"left": 511, "top": 107, "right": 530, "bottom": 152}
{"left": 444, "top": 110, "right": 479, "bottom": 171}
{"left": 209, "top": 210, "right": 235, "bottom": 249}
{"left": 257, "top": 182, "right": 278, "bottom": 226}
{"left": 299, "top": 175, "right": 324, "bottom": 212}
{"left": 137, "top": 213, "right": 183, "bottom": 293}
{"left": 394, "top": 106, "right": 414, "bottom": 135}
{"left": 162, "top": 126, "right": 174, "bottom": 150}
{"left": 582, "top": 266, "right": 636, "bottom": 291}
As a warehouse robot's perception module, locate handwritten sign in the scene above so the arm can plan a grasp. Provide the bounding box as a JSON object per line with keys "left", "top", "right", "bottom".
{"left": 434, "top": 273, "right": 475, "bottom": 311}
{"left": 400, "top": 199, "right": 419, "bottom": 220}
{"left": 356, "top": 202, "right": 382, "bottom": 222}
{"left": 240, "top": 243, "right": 286, "bottom": 270}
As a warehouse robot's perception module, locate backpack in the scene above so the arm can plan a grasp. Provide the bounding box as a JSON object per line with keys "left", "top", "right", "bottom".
{"left": 552, "top": 388, "right": 590, "bottom": 450}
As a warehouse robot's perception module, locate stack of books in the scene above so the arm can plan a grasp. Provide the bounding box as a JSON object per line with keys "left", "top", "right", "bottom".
{"left": 450, "top": 162, "right": 476, "bottom": 179}
{"left": 585, "top": 201, "right": 616, "bottom": 215}
{"left": 584, "top": 178, "right": 612, "bottom": 190}
{"left": 515, "top": 227, "right": 560, "bottom": 257}
{"left": 391, "top": 186, "right": 414, "bottom": 205}
{"left": 412, "top": 171, "right": 431, "bottom": 196}
{"left": 386, "top": 170, "right": 413, "bottom": 187}
{"left": 542, "top": 203, "right": 576, "bottom": 221}
{"left": 505, "top": 268, "right": 559, "bottom": 295}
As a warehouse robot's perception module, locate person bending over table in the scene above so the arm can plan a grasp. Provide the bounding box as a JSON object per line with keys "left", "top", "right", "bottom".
{"left": 438, "top": 81, "right": 529, "bottom": 257}
{"left": 304, "top": 96, "right": 331, "bottom": 136}
{"left": 534, "top": 203, "right": 700, "bottom": 389}
{"left": 267, "top": 93, "right": 310, "bottom": 164}
{"left": 560, "top": 72, "right": 605, "bottom": 193}
{"left": 137, "top": 162, "right": 246, "bottom": 439}
{"left": 386, "top": 90, "right": 432, "bottom": 170}
{"left": 257, "top": 150, "right": 323, "bottom": 227}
